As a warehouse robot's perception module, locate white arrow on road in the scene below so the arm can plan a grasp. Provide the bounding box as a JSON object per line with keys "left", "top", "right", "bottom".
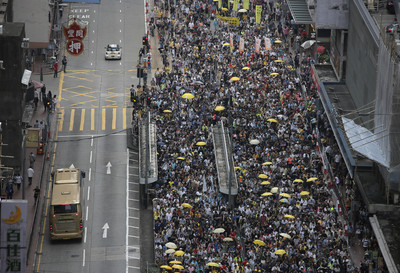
{"left": 106, "top": 162, "right": 112, "bottom": 174}
{"left": 69, "top": 164, "right": 75, "bottom": 169}
{"left": 102, "top": 223, "right": 109, "bottom": 238}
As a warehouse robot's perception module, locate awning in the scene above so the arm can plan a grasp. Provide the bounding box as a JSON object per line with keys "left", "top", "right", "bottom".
{"left": 286, "top": 0, "right": 313, "bottom": 24}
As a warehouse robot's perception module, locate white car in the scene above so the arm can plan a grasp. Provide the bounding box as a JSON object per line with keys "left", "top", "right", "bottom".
{"left": 105, "top": 44, "right": 121, "bottom": 60}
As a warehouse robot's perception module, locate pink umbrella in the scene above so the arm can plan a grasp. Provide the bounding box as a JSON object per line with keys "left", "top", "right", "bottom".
{"left": 32, "top": 80, "right": 44, "bottom": 89}
{"left": 317, "top": 46, "right": 325, "bottom": 54}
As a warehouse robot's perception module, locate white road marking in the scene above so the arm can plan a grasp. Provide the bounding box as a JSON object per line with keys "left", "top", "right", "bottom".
{"left": 83, "top": 249, "right": 86, "bottom": 266}
{"left": 120, "top": 62, "right": 122, "bottom": 66}
{"left": 89, "top": 168, "right": 91, "bottom": 181}
{"left": 87, "top": 186, "right": 90, "bottom": 200}
{"left": 91, "top": 62, "right": 93, "bottom": 66}
{"left": 91, "top": 50, "right": 94, "bottom": 54}
{"left": 102, "top": 223, "right": 109, "bottom": 238}
{"left": 120, "top": 29, "right": 122, "bottom": 33}
{"left": 106, "top": 162, "right": 112, "bottom": 174}
{"left": 92, "top": 30, "right": 95, "bottom": 33}
{"left": 86, "top": 206, "right": 88, "bottom": 221}
{"left": 120, "top": 40, "right": 122, "bottom": 43}
{"left": 84, "top": 227, "right": 87, "bottom": 243}
{"left": 90, "top": 150, "right": 92, "bottom": 163}
{"left": 120, "top": 9, "right": 122, "bottom": 12}
{"left": 91, "top": 136, "right": 94, "bottom": 146}
{"left": 120, "top": 19, "right": 122, "bottom": 22}
{"left": 92, "top": 40, "right": 94, "bottom": 43}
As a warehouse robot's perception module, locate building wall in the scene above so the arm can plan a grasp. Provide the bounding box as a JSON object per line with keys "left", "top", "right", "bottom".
{"left": 346, "top": 0, "right": 378, "bottom": 129}
{"left": 0, "top": 23, "right": 25, "bottom": 168}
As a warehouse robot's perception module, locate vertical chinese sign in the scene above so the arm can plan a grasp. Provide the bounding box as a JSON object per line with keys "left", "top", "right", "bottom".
{"left": 63, "top": 18, "right": 87, "bottom": 56}
{"left": 1, "top": 200, "right": 28, "bottom": 273}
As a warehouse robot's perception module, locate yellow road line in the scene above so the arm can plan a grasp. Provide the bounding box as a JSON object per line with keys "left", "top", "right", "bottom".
{"left": 69, "top": 109, "right": 75, "bottom": 131}
{"left": 112, "top": 108, "right": 116, "bottom": 130}
{"left": 102, "top": 108, "right": 106, "bottom": 130}
{"left": 91, "top": 109, "right": 95, "bottom": 130}
{"left": 123, "top": 108, "right": 126, "bottom": 129}
{"left": 80, "top": 109, "right": 85, "bottom": 131}
{"left": 58, "top": 108, "right": 64, "bottom": 132}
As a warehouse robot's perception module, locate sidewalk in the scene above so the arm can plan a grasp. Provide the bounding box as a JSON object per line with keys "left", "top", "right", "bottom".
{"left": 11, "top": 71, "right": 61, "bottom": 272}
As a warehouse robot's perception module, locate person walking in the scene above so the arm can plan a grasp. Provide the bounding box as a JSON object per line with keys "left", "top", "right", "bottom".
{"left": 14, "top": 173, "right": 22, "bottom": 190}
{"left": 33, "top": 186, "right": 40, "bottom": 203}
{"left": 29, "top": 152, "right": 35, "bottom": 168}
{"left": 6, "top": 183, "right": 14, "bottom": 199}
{"left": 34, "top": 89, "right": 39, "bottom": 110}
{"left": 41, "top": 84, "right": 46, "bottom": 102}
{"left": 27, "top": 167, "right": 34, "bottom": 185}
{"left": 62, "top": 56, "right": 67, "bottom": 73}
{"left": 53, "top": 60, "right": 59, "bottom": 78}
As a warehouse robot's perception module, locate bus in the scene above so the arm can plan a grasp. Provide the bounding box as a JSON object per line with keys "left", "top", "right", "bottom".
{"left": 49, "top": 168, "right": 84, "bottom": 240}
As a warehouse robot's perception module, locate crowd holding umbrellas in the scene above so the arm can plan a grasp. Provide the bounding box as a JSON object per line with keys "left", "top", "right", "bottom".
{"left": 143, "top": 0, "right": 383, "bottom": 272}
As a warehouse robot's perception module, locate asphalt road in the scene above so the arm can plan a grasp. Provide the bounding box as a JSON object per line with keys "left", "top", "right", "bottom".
{"left": 36, "top": 0, "right": 144, "bottom": 272}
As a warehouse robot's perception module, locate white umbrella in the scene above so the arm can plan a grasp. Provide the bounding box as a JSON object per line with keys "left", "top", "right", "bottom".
{"left": 213, "top": 228, "right": 225, "bottom": 233}
{"left": 165, "top": 242, "right": 177, "bottom": 249}
{"left": 301, "top": 40, "right": 316, "bottom": 49}
{"left": 249, "top": 139, "right": 260, "bottom": 145}
{"left": 238, "top": 8, "right": 247, "bottom": 12}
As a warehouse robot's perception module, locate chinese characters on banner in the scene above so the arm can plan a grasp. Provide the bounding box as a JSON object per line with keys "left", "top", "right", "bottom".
{"left": 63, "top": 19, "right": 87, "bottom": 56}
{"left": 239, "top": 37, "right": 245, "bottom": 52}
{"left": 255, "top": 5, "right": 262, "bottom": 24}
{"left": 218, "top": 0, "right": 222, "bottom": 9}
{"left": 264, "top": 37, "right": 272, "bottom": 51}
{"left": 242, "top": 0, "right": 249, "bottom": 10}
{"left": 229, "top": 33, "right": 234, "bottom": 48}
{"left": 1, "top": 200, "right": 28, "bottom": 273}
{"left": 233, "top": 0, "right": 239, "bottom": 11}
{"left": 255, "top": 38, "right": 261, "bottom": 53}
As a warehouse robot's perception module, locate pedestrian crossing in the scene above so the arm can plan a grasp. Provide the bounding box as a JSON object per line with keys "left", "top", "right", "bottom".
{"left": 58, "top": 107, "right": 131, "bottom": 132}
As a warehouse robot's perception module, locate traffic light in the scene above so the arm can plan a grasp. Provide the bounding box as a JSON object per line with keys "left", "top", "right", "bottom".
{"left": 146, "top": 96, "right": 151, "bottom": 106}
{"left": 142, "top": 36, "right": 148, "bottom": 46}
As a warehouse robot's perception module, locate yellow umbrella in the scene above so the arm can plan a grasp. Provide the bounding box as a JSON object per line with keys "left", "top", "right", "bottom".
{"left": 234, "top": 166, "right": 241, "bottom": 170}
{"left": 163, "top": 109, "right": 172, "bottom": 113}
{"left": 213, "top": 228, "right": 225, "bottom": 233}
{"left": 300, "top": 191, "right": 310, "bottom": 196}
{"left": 230, "top": 76, "right": 240, "bottom": 81}
{"left": 177, "top": 157, "right": 185, "bottom": 160}
{"left": 262, "top": 161, "right": 273, "bottom": 165}
{"left": 261, "top": 192, "right": 273, "bottom": 196}
{"left": 215, "top": 105, "right": 225, "bottom": 111}
{"left": 165, "top": 249, "right": 176, "bottom": 254}
{"left": 284, "top": 214, "right": 295, "bottom": 219}
{"left": 293, "top": 179, "right": 303, "bottom": 183}
{"left": 307, "top": 177, "right": 318, "bottom": 182}
{"left": 196, "top": 141, "right": 206, "bottom": 146}
{"left": 253, "top": 239, "right": 266, "bottom": 246}
{"left": 271, "top": 187, "right": 279, "bottom": 193}
{"left": 172, "top": 264, "right": 184, "bottom": 270}
{"left": 221, "top": 7, "right": 228, "bottom": 11}
{"left": 161, "top": 265, "right": 173, "bottom": 270}
{"left": 270, "top": 72, "right": 279, "bottom": 76}
{"left": 166, "top": 242, "right": 177, "bottom": 249}
{"left": 223, "top": 237, "right": 234, "bottom": 242}
{"left": 242, "top": 66, "right": 250, "bottom": 70}
{"left": 280, "top": 193, "right": 291, "bottom": 198}
{"left": 169, "top": 260, "right": 182, "bottom": 264}
{"left": 274, "top": 59, "right": 284, "bottom": 63}
{"left": 181, "top": 203, "right": 192, "bottom": 208}
{"left": 280, "top": 198, "right": 289, "bottom": 203}
{"left": 182, "top": 93, "right": 194, "bottom": 99}
{"left": 274, "top": 40, "right": 282, "bottom": 43}
{"left": 223, "top": 42, "right": 230, "bottom": 46}
{"left": 275, "top": 249, "right": 286, "bottom": 255}
{"left": 267, "top": 118, "right": 278, "bottom": 123}
{"left": 174, "top": 250, "right": 185, "bottom": 256}
{"left": 280, "top": 233, "right": 292, "bottom": 239}
{"left": 207, "top": 262, "right": 220, "bottom": 267}
{"left": 258, "top": 174, "right": 269, "bottom": 179}
{"left": 260, "top": 181, "right": 270, "bottom": 185}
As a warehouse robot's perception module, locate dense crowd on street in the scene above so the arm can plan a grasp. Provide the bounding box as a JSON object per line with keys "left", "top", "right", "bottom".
{"left": 135, "top": 0, "right": 386, "bottom": 272}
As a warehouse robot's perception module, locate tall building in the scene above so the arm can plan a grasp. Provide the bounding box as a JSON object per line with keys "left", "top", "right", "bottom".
{"left": 285, "top": 0, "right": 400, "bottom": 271}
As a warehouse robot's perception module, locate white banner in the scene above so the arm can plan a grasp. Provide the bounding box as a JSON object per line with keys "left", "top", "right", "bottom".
{"left": 255, "top": 38, "right": 261, "bottom": 53}
{"left": 1, "top": 200, "right": 28, "bottom": 273}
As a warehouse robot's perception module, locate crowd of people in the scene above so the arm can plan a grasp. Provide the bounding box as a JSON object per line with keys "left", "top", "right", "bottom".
{"left": 133, "top": 0, "right": 387, "bottom": 272}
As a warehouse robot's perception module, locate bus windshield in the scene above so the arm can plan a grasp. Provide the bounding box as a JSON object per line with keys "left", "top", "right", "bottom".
{"left": 54, "top": 204, "right": 77, "bottom": 214}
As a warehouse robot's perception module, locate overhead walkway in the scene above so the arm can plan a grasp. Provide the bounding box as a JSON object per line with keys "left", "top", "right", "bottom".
{"left": 212, "top": 121, "right": 238, "bottom": 196}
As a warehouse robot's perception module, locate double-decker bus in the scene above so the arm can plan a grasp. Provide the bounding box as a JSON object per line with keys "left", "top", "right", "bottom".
{"left": 49, "top": 168, "right": 84, "bottom": 240}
